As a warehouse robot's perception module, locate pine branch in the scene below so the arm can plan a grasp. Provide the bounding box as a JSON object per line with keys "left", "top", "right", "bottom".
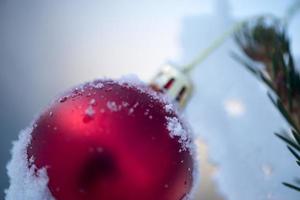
{"left": 234, "top": 16, "right": 300, "bottom": 192}
{"left": 283, "top": 182, "right": 300, "bottom": 192}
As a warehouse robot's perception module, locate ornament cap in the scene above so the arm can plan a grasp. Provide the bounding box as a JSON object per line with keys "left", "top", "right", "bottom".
{"left": 150, "top": 65, "right": 193, "bottom": 108}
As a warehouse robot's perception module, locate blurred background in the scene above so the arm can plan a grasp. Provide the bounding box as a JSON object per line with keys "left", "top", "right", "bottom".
{"left": 1, "top": 0, "right": 300, "bottom": 199}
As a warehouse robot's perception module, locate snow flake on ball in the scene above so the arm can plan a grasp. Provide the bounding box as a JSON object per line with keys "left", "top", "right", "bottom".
{"left": 89, "top": 98, "right": 96, "bottom": 106}
{"left": 90, "top": 81, "right": 104, "bottom": 89}
{"left": 85, "top": 105, "right": 95, "bottom": 117}
{"left": 121, "top": 101, "right": 129, "bottom": 108}
{"left": 165, "top": 103, "right": 176, "bottom": 114}
{"left": 106, "top": 101, "right": 119, "bottom": 112}
{"left": 59, "top": 96, "right": 68, "bottom": 103}
{"left": 166, "top": 116, "right": 191, "bottom": 151}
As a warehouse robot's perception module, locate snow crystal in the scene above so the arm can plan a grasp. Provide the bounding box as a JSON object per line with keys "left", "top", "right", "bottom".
{"left": 5, "top": 126, "right": 54, "bottom": 200}
{"left": 132, "top": 102, "right": 139, "bottom": 108}
{"left": 121, "top": 101, "right": 129, "bottom": 107}
{"left": 166, "top": 117, "right": 190, "bottom": 150}
{"left": 85, "top": 105, "right": 95, "bottom": 117}
{"left": 59, "top": 96, "right": 67, "bottom": 103}
{"left": 144, "top": 109, "right": 150, "bottom": 116}
{"left": 165, "top": 103, "right": 175, "bottom": 113}
{"left": 89, "top": 98, "right": 96, "bottom": 106}
{"left": 128, "top": 108, "right": 134, "bottom": 115}
{"left": 92, "top": 82, "right": 104, "bottom": 89}
{"left": 106, "top": 101, "right": 119, "bottom": 112}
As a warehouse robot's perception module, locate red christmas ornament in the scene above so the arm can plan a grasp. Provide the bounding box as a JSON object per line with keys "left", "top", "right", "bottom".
{"left": 26, "top": 66, "right": 195, "bottom": 200}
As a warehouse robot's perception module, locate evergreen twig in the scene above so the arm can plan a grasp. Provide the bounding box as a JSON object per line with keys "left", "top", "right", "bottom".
{"left": 234, "top": 16, "right": 300, "bottom": 192}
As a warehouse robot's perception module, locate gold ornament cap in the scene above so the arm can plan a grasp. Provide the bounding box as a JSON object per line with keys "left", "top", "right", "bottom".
{"left": 150, "top": 64, "right": 193, "bottom": 108}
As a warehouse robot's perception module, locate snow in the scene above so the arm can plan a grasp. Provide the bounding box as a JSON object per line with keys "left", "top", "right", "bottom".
{"left": 106, "top": 100, "right": 134, "bottom": 113}
{"left": 89, "top": 98, "right": 96, "bottom": 106}
{"left": 85, "top": 105, "right": 95, "bottom": 117}
{"left": 122, "top": 101, "right": 129, "bottom": 107}
{"left": 166, "top": 117, "right": 191, "bottom": 150}
{"left": 165, "top": 103, "right": 175, "bottom": 113}
{"left": 91, "top": 82, "right": 104, "bottom": 89}
{"left": 180, "top": 3, "right": 300, "bottom": 199}
{"left": 106, "top": 101, "right": 119, "bottom": 112}
{"left": 5, "top": 126, "right": 54, "bottom": 200}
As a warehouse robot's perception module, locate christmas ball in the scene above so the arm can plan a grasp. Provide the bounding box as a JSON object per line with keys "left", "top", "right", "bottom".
{"left": 25, "top": 78, "right": 195, "bottom": 200}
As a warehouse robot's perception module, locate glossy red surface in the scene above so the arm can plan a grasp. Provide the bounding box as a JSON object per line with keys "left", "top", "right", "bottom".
{"left": 27, "top": 80, "right": 194, "bottom": 200}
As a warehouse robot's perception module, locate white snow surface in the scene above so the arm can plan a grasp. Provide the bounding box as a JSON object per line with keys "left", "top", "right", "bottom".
{"left": 85, "top": 105, "right": 96, "bottom": 117}
{"left": 5, "top": 126, "right": 54, "bottom": 200}
{"left": 6, "top": 75, "right": 199, "bottom": 200}
{"left": 179, "top": 6, "right": 300, "bottom": 199}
